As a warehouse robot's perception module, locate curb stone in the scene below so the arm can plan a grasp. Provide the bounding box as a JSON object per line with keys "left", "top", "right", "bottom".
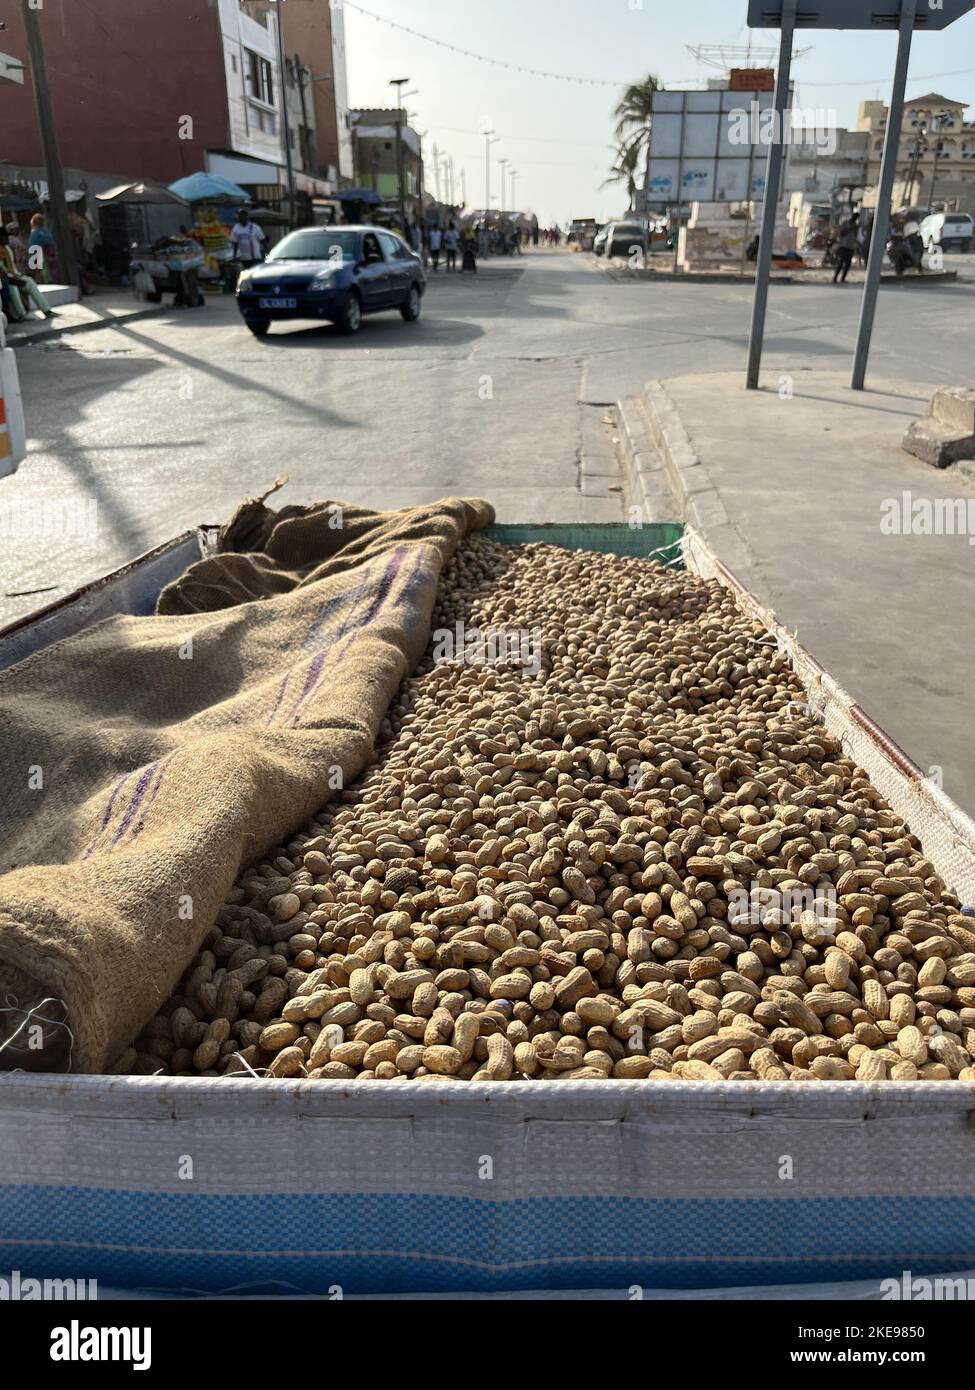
{"left": 618, "top": 380, "right": 761, "bottom": 587}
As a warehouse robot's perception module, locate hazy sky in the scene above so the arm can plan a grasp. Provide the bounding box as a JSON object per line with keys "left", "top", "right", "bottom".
{"left": 343, "top": 0, "right": 975, "bottom": 224}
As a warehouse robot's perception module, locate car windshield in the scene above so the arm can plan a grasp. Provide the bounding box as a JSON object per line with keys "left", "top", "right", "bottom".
{"left": 268, "top": 229, "right": 360, "bottom": 262}
{"left": 615, "top": 225, "right": 643, "bottom": 235}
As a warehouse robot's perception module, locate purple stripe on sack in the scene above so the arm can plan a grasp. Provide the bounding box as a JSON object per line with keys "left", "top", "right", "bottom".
{"left": 265, "top": 669, "right": 292, "bottom": 726}
{"left": 108, "top": 762, "right": 159, "bottom": 849}
{"left": 282, "top": 550, "right": 405, "bottom": 728}
{"left": 266, "top": 559, "right": 386, "bottom": 728}
{"left": 288, "top": 547, "right": 419, "bottom": 728}
{"left": 81, "top": 771, "right": 134, "bottom": 860}
{"left": 128, "top": 752, "right": 177, "bottom": 845}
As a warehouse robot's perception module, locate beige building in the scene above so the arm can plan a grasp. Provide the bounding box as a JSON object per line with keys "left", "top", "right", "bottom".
{"left": 857, "top": 92, "right": 975, "bottom": 205}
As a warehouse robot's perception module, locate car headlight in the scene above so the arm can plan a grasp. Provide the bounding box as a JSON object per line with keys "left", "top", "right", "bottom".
{"left": 313, "top": 269, "right": 337, "bottom": 287}
{"left": 237, "top": 271, "right": 253, "bottom": 292}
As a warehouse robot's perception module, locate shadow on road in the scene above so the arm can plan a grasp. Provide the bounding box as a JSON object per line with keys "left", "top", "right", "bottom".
{"left": 260, "top": 316, "right": 484, "bottom": 350}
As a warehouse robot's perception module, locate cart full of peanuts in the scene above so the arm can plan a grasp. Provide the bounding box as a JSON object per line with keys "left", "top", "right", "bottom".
{"left": 121, "top": 535, "right": 975, "bottom": 1086}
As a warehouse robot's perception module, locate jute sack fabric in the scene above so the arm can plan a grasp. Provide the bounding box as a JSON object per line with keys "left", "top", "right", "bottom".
{"left": 0, "top": 494, "right": 494, "bottom": 1073}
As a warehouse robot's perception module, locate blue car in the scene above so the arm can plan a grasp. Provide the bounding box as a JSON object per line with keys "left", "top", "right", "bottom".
{"left": 236, "top": 225, "right": 426, "bottom": 337}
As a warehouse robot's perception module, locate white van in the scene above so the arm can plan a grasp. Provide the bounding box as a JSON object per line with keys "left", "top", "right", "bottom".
{"left": 920, "top": 212, "right": 974, "bottom": 253}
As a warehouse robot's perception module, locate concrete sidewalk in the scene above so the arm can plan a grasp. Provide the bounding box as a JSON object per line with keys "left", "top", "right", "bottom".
{"left": 6, "top": 288, "right": 171, "bottom": 346}
{"left": 618, "top": 368, "right": 975, "bottom": 817}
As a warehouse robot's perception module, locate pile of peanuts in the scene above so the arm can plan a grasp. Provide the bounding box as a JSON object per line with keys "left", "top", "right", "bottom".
{"left": 122, "top": 538, "right": 975, "bottom": 1082}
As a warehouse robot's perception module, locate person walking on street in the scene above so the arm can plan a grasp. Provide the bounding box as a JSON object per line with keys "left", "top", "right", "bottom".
{"left": 461, "top": 226, "right": 477, "bottom": 274}
{"left": 229, "top": 208, "right": 267, "bottom": 269}
{"left": 832, "top": 219, "right": 857, "bottom": 284}
{"left": 444, "top": 221, "right": 459, "bottom": 272}
{"left": 429, "top": 224, "right": 443, "bottom": 271}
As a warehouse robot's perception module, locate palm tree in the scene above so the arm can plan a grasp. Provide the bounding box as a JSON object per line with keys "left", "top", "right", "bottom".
{"left": 602, "top": 137, "right": 644, "bottom": 211}
{"left": 613, "top": 74, "right": 661, "bottom": 174}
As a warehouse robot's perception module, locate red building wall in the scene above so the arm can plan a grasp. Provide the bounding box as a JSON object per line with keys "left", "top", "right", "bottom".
{"left": 0, "top": 0, "right": 230, "bottom": 184}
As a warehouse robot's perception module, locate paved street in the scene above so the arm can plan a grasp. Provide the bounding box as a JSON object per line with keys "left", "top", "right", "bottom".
{"left": 2, "top": 246, "right": 974, "bottom": 628}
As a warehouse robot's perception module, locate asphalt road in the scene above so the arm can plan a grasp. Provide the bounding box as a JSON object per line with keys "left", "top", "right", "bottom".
{"left": 2, "top": 246, "right": 974, "bottom": 627}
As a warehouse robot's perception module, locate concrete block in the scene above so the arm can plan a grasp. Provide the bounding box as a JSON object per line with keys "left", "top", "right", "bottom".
{"left": 903, "top": 387, "right": 975, "bottom": 468}
{"left": 932, "top": 386, "right": 975, "bottom": 436}
{"left": 41, "top": 285, "right": 80, "bottom": 308}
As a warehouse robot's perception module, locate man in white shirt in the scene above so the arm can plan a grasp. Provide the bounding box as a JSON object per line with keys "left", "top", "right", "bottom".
{"left": 230, "top": 209, "right": 267, "bottom": 266}
{"left": 428, "top": 225, "right": 443, "bottom": 272}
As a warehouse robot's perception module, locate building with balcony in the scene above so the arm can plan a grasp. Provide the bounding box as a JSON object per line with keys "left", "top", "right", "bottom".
{"left": 857, "top": 92, "right": 975, "bottom": 205}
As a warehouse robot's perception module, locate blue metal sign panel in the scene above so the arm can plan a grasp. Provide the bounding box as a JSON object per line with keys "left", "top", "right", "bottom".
{"left": 748, "top": 0, "right": 974, "bottom": 28}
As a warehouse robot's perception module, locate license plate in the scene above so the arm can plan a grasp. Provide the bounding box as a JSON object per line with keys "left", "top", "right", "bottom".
{"left": 258, "top": 297, "right": 297, "bottom": 309}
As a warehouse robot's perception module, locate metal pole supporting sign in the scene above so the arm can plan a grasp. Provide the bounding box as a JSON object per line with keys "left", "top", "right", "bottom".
{"left": 745, "top": 0, "right": 797, "bottom": 390}
{"left": 851, "top": 0, "right": 916, "bottom": 390}
{"left": 746, "top": 0, "right": 975, "bottom": 391}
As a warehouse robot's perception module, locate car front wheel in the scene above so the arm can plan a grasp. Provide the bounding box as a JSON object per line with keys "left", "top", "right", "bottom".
{"left": 400, "top": 285, "right": 422, "bottom": 321}
{"left": 339, "top": 291, "right": 362, "bottom": 335}
{"left": 246, "top": 318, "right": 270, "bottom": 337}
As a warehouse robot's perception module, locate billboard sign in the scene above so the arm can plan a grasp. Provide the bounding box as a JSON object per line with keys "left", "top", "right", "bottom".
{"left": 645, "top": 89, "right": 779, "bottom": 204}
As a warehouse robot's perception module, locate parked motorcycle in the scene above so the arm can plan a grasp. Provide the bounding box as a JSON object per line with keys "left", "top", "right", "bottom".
{"left": 887, "top": 227, "right": 924, "bottom": 276}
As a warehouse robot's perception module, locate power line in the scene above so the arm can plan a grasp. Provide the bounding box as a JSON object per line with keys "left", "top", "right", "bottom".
{"left": 427, "top": 122, "right": 610, "bottom": 150}
{"left": 344, "top": 1, "right": 627, "bottom": 87}
{"left": 776, "top": 66, "right": 975, "bottom": 87}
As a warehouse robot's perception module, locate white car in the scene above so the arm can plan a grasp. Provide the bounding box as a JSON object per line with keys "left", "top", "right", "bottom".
{"left": 920, "top": 212, "right": 974, "bottom": 253}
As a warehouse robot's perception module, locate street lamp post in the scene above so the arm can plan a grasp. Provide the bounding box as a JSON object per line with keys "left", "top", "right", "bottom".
{"left": 499, "top": 157, "right": 509, "bottom": 221}
{"left": 484, "top": 132, "right": 499, "bottom": 254}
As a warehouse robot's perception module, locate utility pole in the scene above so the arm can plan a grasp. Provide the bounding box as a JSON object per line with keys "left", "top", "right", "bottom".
{"left": 926, "top": 113, "right": 948, "bottom": 211}
{"left": 433, "top": 142, "right": 441, "bottom": 201}
{"left": 485, "top": 132, "right": 498, "bottom": 215}
{"left": 293, "top": 52, "right": 317, "bottom": 175}
{"left": 273, "top": 2, "right": 297, "bottom": 227}
{"left": 499, "top": 157, "right": 509, "bottom": 220}
{"left": 903, "top": 126, "right": 925, "bottom": 209}
{"left": 21, "top": 0, "right": 77, "bottom": 287}
{"left": 461, "top": 168, "right": 467, "bottom": 208}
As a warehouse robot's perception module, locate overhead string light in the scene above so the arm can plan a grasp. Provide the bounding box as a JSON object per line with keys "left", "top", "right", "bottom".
{"left": 345, "top": 1, "right": 627, "bottom": 87}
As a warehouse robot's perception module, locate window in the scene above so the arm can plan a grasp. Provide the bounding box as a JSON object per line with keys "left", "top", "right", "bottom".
{"left": 246, "top": 49, "right": 275, "bottom": 107}
{"left": 378, "top": 232, "right": 401, "bottom": 260}
{"left": 269, "top": 230, "right": 362, "bottom": 262}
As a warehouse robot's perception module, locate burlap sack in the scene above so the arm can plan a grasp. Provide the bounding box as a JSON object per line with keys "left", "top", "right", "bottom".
{"left": 0, "top": 494, "right": 494, "bottom": 1073}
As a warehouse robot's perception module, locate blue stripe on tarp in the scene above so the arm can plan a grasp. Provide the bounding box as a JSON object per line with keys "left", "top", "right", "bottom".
{"left": 2, "top": 1189, "right": 974, "bottom": 1295}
